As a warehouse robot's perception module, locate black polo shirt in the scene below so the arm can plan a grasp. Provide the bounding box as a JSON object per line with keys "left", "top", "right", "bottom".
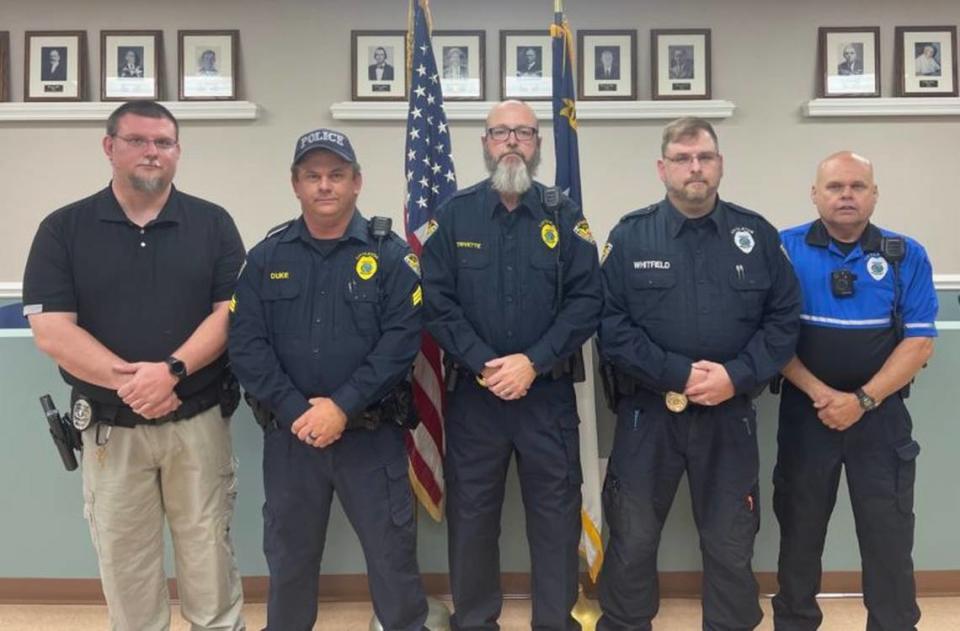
{"left": 22, "top": 184, "right": 244, "bottom": 404}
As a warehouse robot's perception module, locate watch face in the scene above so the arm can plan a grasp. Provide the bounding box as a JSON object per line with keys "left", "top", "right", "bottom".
{"left": 167, "top": 357, "right": 186, "bottom": 378}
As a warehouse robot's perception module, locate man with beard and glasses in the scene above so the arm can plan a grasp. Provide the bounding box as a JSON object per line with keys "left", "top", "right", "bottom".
{"left": 22, "top": 100, "right": 246, "bottom": 631}
{"left": 595, "top": 117, "right": 801, "bottom": 631}
{"left": 421, "top": 100, "right": 602, "bottom": 631}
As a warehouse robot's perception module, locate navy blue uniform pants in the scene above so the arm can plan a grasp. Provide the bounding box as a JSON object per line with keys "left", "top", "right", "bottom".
{"left": 772, "top": 384, "right": 921, "bottom": 631}
{"left": 598, "top": 390, "right": 763, "bottom": 631}
{"left": 262, "top": 423, "right": 428, "bottom": 631}
{"left": 445, "top": 377, "right": 583, "bottom": 631}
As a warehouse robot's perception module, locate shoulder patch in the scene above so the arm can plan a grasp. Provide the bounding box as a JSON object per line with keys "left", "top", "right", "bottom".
{"left": 600, "top": 242, "right": 613, "bottom": 265}
{"left": 419, "top": 218, "right": 439, "bottom": 243}
{"left": 572, "top": 219, "right": 595, "bottom": 244}
{"left": 404, "top": 253, "right": 421, "bottom": 277}
{"left": 265, "top": 219, "right": 295, "bottom": 239}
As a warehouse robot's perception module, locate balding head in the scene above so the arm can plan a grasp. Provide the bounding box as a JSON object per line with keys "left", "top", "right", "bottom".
{"left": 811, "top": 151, "right": 878, "bottom": 241}
{"left": 484, "top": 99, "right": 538, "bottom": 131}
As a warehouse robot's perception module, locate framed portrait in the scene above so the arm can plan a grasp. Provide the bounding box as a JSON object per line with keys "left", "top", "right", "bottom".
{"left": 178, "top": 30, "right": 238, "bottom": 100}
{"left": 101, "top": 30, "right": 163, "bottom": 101}
{"left": 24, "top": 31, "right": 87, "bottom": 102}
{"left": 578, "top": 29, "right": 637, "bottom": 101}
{"left": 432, "top": 30, "right": 485, "bottom": 101}
{"left": 817, "top": 27, "right": 880, "bottom": 98}
{"left": 651, "top": 29, "right": 711, "bottom": 100}
{"left": 500, "top": 30, "right": 552, "bottom": 100}
{"left": 352, "top": 30, "right": 407, "bottom": 100}
{"left": 0, "top": 32, "right": 9, "bottom": 102}
{"left": 895, "top": 26, "right": 958, "bottom": 97}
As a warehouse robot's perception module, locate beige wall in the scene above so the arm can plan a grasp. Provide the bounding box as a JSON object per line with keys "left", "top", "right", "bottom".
{"left": 2, "top": 0, "right": 959, "bottom": 280}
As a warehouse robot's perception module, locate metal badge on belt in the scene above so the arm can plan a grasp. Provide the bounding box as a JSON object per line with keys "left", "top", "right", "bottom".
{"left": 72, "top": 398, "right": 93, "bottom": 431}
{"left": 665, "top": 391, "right": 688, "bottom": 413}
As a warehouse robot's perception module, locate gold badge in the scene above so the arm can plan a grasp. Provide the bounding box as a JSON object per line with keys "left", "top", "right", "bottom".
{"left": 404, "top": 253, "right": 421, "bottom": 277}
{"left": 573, "top": 219, "right": 595, "bottom": 244}
{"left": 665, "top": 391, "right": 688, "bottom": 413}
{"left": 355, "top": 253, "right": 378, "bottom": 280}
{"left": 411, "top": 284, "right": 423, "bottom": 306}
{"left": 229, "top": 294, "right": 237, "bottom": 313}
{"left": 541, "top": 221, "right": 559, "bottom": 249}
{"left": 600, "top": 242, "right": 613, "bottom": 266}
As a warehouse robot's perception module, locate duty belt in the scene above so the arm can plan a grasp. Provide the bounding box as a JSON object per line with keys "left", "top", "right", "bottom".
{"left": 71, "top": 383, "right": 221, "bottom": 429}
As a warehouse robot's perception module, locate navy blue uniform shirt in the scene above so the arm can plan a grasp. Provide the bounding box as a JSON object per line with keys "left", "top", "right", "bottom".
{"left": 780, "top": 220, "right": 937, "bottom": 391}
{"left": 421, "top": 179, "right": 602, "bottom": 374}
{"left": 228, "top": 211, "right": 423, "bottom": 427}
{"left": 599, "top": 197, "right": 801, "bottom": 394}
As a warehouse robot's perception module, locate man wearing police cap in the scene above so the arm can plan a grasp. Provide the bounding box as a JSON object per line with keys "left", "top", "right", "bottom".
{"left": 228, "top": 128, "right": 429, "bottom": 630}
{"left": 422, "top": 99, "right": 602, "bottom": 630}
{"left": 22, "top": 100, "right": 245, "bottom": 630}
{"left": 596, "top": 117, "right": 801, "bottom": 630}
{"left": 772, "top": 152, "right": 937, "bottom": 630}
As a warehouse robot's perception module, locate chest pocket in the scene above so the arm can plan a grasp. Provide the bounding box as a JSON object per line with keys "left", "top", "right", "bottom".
{"left": 260, "top": 266, "right": 303, "bottom": 335}
{"left": 344, "top": 280, "right": 381, "bottom": 338}
{"left": 729, "top": 269, "right": 771, "bottom": 320}
{"left": 627, "top": 270, "right": 676, "bottom": 320}
{"left": 456, "top": 246, "right": 489, "bottom": 305}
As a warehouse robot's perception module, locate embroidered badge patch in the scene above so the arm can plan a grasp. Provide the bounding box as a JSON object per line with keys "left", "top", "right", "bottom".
{"left": 355, "top": 253, "right": 378, "bottom": 280}
{"left": 404, "top": 253, "right": 421, "bottom": 277}
{"left": 540, "top": 221, "right": 559, "bottom": 249}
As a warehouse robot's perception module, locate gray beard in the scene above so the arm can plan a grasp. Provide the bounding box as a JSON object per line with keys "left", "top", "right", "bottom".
{"left": 485, "top": 148, "right": 540, "bottom": 196}
{"left": 128, "top": 174, "right": 167, "bottom": 193}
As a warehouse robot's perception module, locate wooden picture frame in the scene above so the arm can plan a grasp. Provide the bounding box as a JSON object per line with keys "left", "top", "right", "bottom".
{"left": 0, "top": 32, "right": 9, "bottom": 102}
{"left": 578, "top": 29, "right": 637, "bottom": 101}
{"left": 651, "top": 29, "right": 711, "bottom": 100}
{"left": 432, "top": 30, "right": 485, "bottom": 101}
{"left": 178, "top": 30, "right": 238, "bottom": 101}
{"left": 24, "top": 30, "right": 87, "bottom": 102}
{"left": 500, "top": 29, "right": 552, "bottom": 100}
{"left": 101, "top": 30, "right": 163, "bottom": 101}
{"left": 817, "top": 26, "right": 881, "bottom": 98}
{"left": 352, "top": 30, "right": 407, "bottom": 100}
{"left": 895, "top": 26, "right": 958, "bottom": 97}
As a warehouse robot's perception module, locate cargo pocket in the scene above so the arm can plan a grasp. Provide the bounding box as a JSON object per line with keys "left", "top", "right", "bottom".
{"left": 386, "top": 458, "right": 414, "bottom": 527}
{"left": 82, "top": 488, "right": 102, "bottom": 557}
{"left": 895, "top": 440, "right": 920, "bottom": 514}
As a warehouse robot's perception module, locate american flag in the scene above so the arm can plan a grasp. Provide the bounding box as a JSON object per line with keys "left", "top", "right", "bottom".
{"left": 402, "top": 0, "right": 456, "bottom": 522}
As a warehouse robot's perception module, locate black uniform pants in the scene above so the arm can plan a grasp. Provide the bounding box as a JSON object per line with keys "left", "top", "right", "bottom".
{"left": 772, "top": 383, "right": 921, "bottom": 631}
{"left": 261, "top": 423, "right": 428, "bottom": 631}
{"left": 445, "top": 377, "right": 583, "bottom": 631}
{"left": 598, "top": 390, "right": 763, "bottom": 631}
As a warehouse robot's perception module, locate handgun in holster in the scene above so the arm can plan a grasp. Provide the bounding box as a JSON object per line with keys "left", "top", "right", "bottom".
{"left": 442, "top": 353, "right": 460, "bottom": 392}
{"left": 550, "top": 348, "right": 586, "bottom": 383}
{"left": 40, "top": 395, "right": 82, "bottom": 471}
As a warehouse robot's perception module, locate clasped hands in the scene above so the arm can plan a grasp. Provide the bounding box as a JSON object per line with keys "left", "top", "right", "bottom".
{"left": 684, "top": 360, "right": 735, "bottom": 406}
{"left": 113, "top": 361, "right": 181, "bottom": 419}
{"left": 291, "top": 398, "right": 348, "bottom": 448}
{"left": 481, "top": 354, "right": 537, "bottom": 401}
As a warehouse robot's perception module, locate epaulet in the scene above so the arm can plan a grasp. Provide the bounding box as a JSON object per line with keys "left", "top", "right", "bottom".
{"left": 723, "top": 202, "right": 762, "bottom": 219}
{"left": 448, "top": 180, "right": 485, "bottom": 201}
{"left": 622, "top": 204, "right": 659, "bottom": 221}
{"left": 265, "top": 219, "right": 296, "bottom": 239}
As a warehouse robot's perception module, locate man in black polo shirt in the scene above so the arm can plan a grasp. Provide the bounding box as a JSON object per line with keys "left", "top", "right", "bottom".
{"left": 22, "top": 101, "right": 245, "bottom": 631}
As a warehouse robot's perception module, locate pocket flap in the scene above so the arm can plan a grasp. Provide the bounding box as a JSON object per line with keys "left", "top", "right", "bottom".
{"left": 729, "top": 270, "right": 771, "bottom": 291}
{"left": 630, "top": 271, "right": 676, "bottom": 289}
{"left": 261, "top": 279, "right": 301, "bottom": 300}
{"left": 895, "top": 440, "right": 921, "bottom": 462}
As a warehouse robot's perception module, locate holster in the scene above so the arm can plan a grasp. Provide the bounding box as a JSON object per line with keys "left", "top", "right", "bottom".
{"left": 219, "top": 370, "right": 241, "bottom": 418}
{"left": 551, "top": 348, "right": 586, "bottom": 383}
{"left": 352, "top": 380, "right": 419, "bottom": 431}
{"left": 442, "top": 353, "right": 460, "bottom": 392}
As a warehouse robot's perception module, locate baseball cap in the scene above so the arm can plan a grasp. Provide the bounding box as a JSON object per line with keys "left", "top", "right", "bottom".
{"left": 292, "top": 128, "right": 357, "bottom": 166}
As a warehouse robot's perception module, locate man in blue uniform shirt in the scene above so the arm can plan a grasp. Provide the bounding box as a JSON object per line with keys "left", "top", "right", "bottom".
{"left": 421, "top": 100, "right": 603, "bottom": 631}
{"left": 228, "top": 128, "right": 429, "bottom": 631}
{"left": 596, "top": 117, "right": 801, "bottom": 631}
{"left": 773, "top": 152, "right": 937, "bottom": 631}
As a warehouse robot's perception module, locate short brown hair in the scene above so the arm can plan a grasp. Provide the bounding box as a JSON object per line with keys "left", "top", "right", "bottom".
{"left": 106, "top": 101, "right": 179, "bottom": 138}
{"left": 661, "top": 117, "right": 718, "bottom": 156}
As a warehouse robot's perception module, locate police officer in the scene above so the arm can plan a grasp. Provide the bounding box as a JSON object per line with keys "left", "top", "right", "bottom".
{"left": 22, "top": 101, "right": 245, "bottom": 630}
{"left": 228, "top": 129, "right": 429, "bottom": 631}
{"left": 596, "top": 117, "right": 801, "bottom": 631}
{"left": 773, "top": 152, "right": 937, "bottom": 631}
{"left": 422, "top": 100, "right": 602, "bottom": 631}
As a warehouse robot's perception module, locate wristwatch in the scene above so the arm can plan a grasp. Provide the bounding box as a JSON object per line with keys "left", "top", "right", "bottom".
{"left": 854, "top": 387, "right": 878, "bottom": 411}
{"left": 165, "top": 356, "right": 187, "bottom": 380}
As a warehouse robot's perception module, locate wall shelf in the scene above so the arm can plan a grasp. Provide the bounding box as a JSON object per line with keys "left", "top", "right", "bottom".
{"left": 331, "top": 99, "right": 736, "bottom": 121}
{"left": 805, "top": 97, "right": 960, "bottom": 117}
{"left": 0, "top": 101, "right": 260, "bottom": 122}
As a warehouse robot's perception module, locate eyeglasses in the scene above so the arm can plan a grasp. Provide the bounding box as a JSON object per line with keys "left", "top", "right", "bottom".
{"left": 486, "top": 126, "right": 538, "bottom": 142}
{"left": 112, "top": 135, "right": 178, "bottom": 151}
{"left": 663, "top": 152, "right": 719, "bottom": 167}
